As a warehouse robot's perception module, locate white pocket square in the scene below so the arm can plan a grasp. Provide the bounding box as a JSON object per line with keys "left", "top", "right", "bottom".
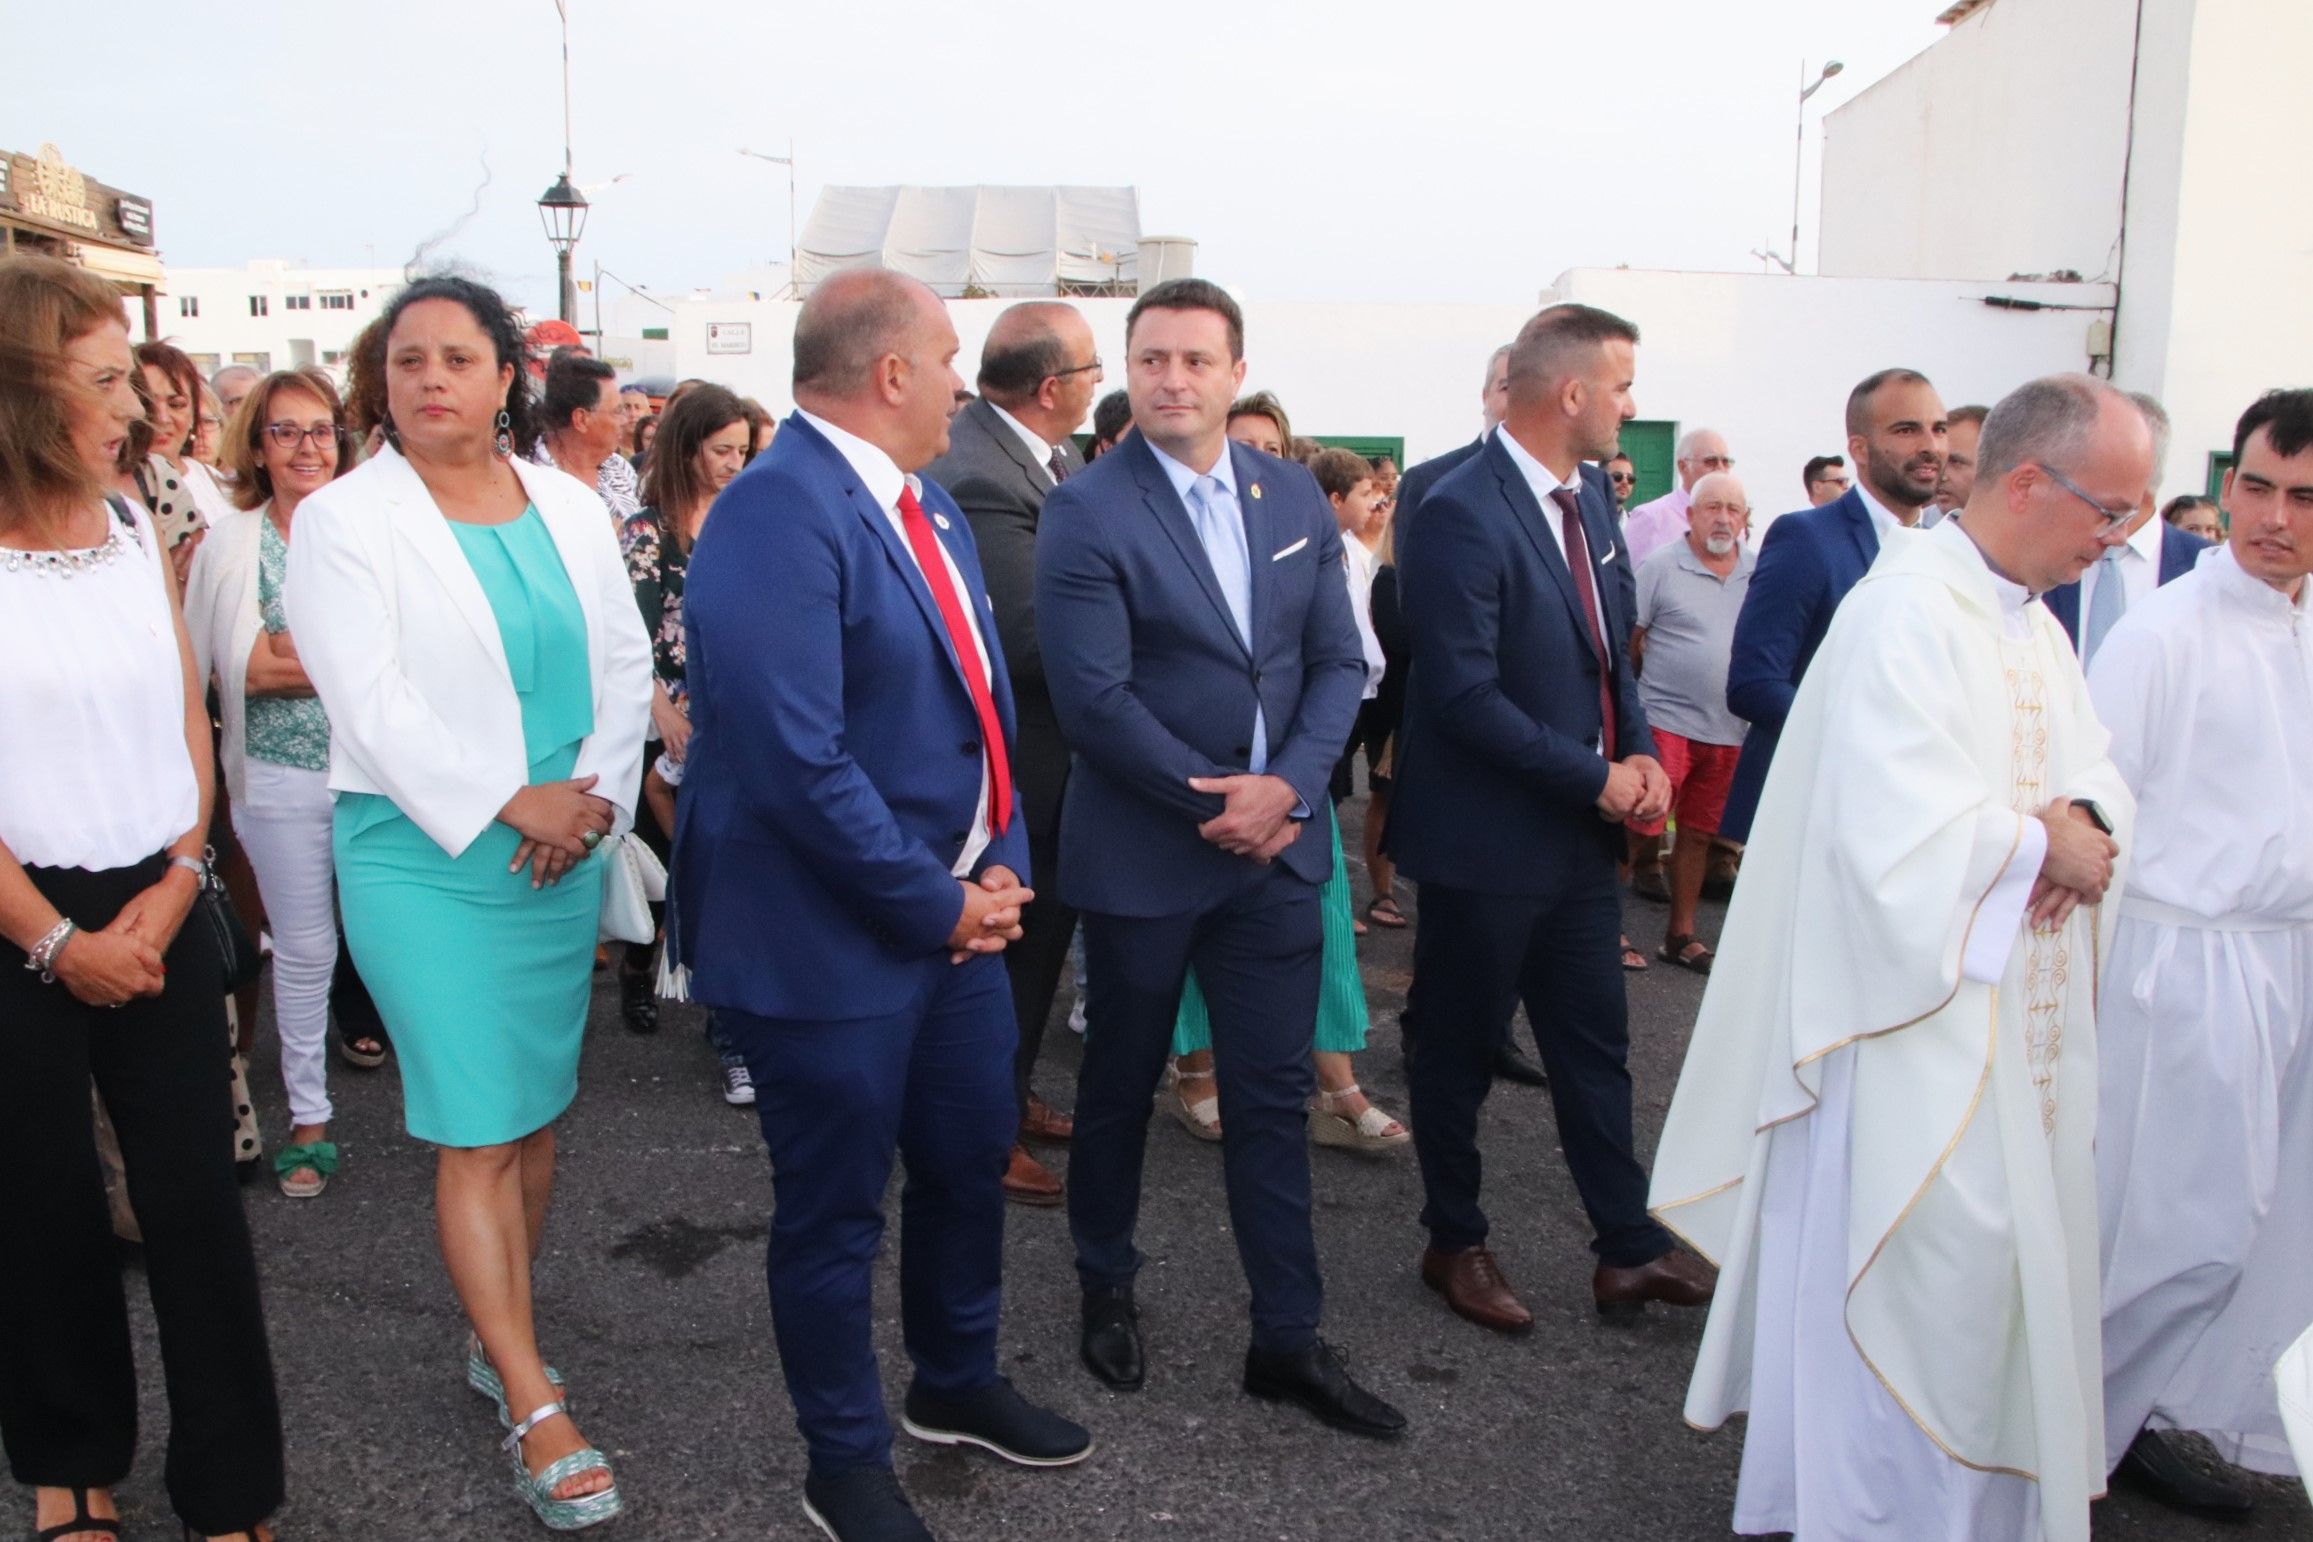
{"left": 1600, "top": 542, "right": 1617, "bottom": 562}
{"left": 1272, "top": 537, "right": 1309, "bottom": 561}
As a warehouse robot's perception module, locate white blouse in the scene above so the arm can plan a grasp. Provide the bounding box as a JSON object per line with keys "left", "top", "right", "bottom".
{"left": 0, "top": 502, "right": 200, "bottom": 870}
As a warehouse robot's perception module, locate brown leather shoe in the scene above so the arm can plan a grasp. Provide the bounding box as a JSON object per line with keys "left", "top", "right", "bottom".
{"left": 1002, "top": 1144, "right": 1063, "bottom": 1207}
{"left": 1020, "top": 1092, "right": 1074, "bottom": 1148}
{"left": 1593, "top": 1248, "right": 1716, "bottom": 1322}
{"left": 1420, "top": 1246, "right": 1534, "bottom": 1334}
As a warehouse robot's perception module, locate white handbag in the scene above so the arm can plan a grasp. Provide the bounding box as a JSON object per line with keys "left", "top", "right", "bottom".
{"left": 596, "top": 832, "right": 667, "bottom": 944}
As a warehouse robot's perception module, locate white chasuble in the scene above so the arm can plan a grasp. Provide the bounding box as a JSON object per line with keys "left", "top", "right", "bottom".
{"left": 2088, "top": 544, "right": 2313, "bottom": 1478}
{"left": 1651, "top": 522, "right": 2132, "bottom": 1542}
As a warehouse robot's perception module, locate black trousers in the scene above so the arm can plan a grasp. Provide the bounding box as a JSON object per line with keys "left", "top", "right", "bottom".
{"left": 1005, "top": 813, "right": 1078, "bottom": 1121}
{"left": 0, "top": 859, "right": 284, "bottom": 1533}
{"left": 1405, "top": 870, "right": 1672, "bottom": 1267}
{"left": 1069, "top": 867, "right": 1324, "bottom": 1351}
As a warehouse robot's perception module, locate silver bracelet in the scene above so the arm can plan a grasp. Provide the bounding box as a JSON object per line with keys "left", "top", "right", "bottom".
{"left": 24, "top": 917, "right": 76, "bottom": 982}
{"left": 169, "top": 851, "right": 211, "bottom": 884}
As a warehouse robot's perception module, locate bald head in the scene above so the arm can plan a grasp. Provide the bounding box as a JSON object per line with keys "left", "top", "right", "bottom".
{"left": 793, "top": 267, "right": 940, "bottom": 401}
{"left": 977, "top": 301, "right": 1100, "bottom": 437}
{"left": 1675, "top": 428, "right": 1731, "bottom": 491}
{"left": 1686, "top": 471, "right": 1747, "bottom": 557}
{"left": 1964, "top": 373, "right": 2154, "bottom": 592}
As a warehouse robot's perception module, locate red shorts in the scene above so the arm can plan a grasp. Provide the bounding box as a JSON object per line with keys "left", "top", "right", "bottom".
{"left": 1626, "top": 730, "right": 1741, "bottom": 839}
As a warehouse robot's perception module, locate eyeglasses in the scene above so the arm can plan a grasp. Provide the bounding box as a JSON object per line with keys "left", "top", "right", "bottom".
{"left": 1050, "top": 358, "right": 1104, "bottom": 380}
{"left": 1606, "top": 471, "right": 1636, "bottom": 485}
{"left": 2036, "top": 463, "right": 2136, "bottom": 527}
{"left": 1691, "top": 454, "right": 1736, "bottom": 471}
{"left": 265, "top": 422, "right": 345, "bottom": 449}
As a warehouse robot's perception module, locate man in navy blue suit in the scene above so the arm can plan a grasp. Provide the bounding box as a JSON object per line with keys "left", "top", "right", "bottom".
{"left": 1035, "top": 278, "right": 1404, "bottom": 1439}
{"left": 1391, "top": 303, "right": 1716, "bottom": 1334}
{"left": 677, "top": 268, "right": 1089, "bottom": 1542}
{"left": 2043, "top": 391, "right": 2209, "bottom": 661}
{"left": 1719, "top": 368, "right": 1950, "bottom": 844}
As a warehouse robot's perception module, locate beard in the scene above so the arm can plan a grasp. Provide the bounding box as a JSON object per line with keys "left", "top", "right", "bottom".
{"left": 1704, "top": 534, "right": 1737, "bottom": 556}
{"left": 1866, "top": 441, "right": 1941, "bottom": 509}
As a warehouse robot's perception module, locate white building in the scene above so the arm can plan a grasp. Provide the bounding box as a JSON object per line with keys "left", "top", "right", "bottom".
{"left": 142, "top": 260, "right": 406, "bottom": 380}
{"left": 1821, "top": 0, "right": 2313, "bottom": 502}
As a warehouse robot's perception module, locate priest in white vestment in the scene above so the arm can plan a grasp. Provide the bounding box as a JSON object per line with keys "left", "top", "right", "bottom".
{"left": 2088, "top": 388, "right": 2313, "bottom": 1520}
{"left": 1650, "top": 375, "right": 2151, "bottom": 1542}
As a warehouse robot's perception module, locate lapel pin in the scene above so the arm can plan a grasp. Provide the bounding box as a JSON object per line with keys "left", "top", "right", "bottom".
{"left": 933, "top": 512, "right": 951, "bottom": 531}
{"left": 1249, "top": 483, "right": 1263, "bottom": 501}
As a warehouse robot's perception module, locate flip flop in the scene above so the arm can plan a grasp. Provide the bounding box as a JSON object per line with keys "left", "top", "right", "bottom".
{"left": 1621, "top": 936, "right": 1649, "bottom": 972}
{"left": 1364, "top": 894, "right": 1409, "bottom": 929}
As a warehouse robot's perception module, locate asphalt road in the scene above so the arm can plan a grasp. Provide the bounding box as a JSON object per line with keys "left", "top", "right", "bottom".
{"left": 94, "top": 797, "right": 2313, "bottom": 1540}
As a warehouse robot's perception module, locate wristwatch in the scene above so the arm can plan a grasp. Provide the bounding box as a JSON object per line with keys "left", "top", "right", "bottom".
{"left": 2068, "top": 799, "right": 2114, "bottom": 836}
{"left": 168, "top": 851, "right": 211, "bottom": 884}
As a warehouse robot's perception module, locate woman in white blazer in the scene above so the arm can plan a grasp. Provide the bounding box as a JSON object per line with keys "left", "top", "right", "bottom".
{"left": 284, "top": 278, "right": 649, "bottom": 1533}
{"left": 186, "top": 367, "right": 379, "bottom": 1199}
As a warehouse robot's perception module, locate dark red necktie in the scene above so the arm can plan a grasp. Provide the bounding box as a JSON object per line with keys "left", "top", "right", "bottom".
{"left": 1548, "top": 486, "right": 1617, "bottom": 759}
{"left": 897, "top": 487, "right": 1012, "bottom": 833}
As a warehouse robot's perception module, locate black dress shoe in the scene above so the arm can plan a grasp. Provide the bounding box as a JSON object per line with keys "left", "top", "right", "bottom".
{"left": 1242, "top": 1339, "right": 1407, "bottom": 1439}
{"left": 801, "top": 1467, "right": 934, "bottom": 1541}
{"left": 1492, "top": 1044, "right": 1548, "bottom": 1086}
{"left": 902, "top": 1376, "right": 1093, "bottom": 1466}
{"left": 1080, "top": 1286, "right": 1144, "bottom": 1390}
{"left": 2112, "top": 1428, "right": 2256, "bottom": 1521}
{"left": 618, "top": 970, "right": 659, "bottom": 1034}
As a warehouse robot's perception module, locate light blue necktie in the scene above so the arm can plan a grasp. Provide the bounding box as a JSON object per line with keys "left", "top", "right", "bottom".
{"left": 2083, "top": 545, "right": 2127, "bottom": 664}
{"left": 1187, "top": 474, "right": 1268, "bottom": 772}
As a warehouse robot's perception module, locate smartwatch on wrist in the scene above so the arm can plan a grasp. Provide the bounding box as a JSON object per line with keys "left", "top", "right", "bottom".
{"left": 2068, "top": 798, "right": 2113, "bottom": 836}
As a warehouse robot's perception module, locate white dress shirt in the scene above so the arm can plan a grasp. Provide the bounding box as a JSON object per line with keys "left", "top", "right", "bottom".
{"left": 1856, "top": 479, "right": 1924, "bottom": 543}
{"left": 796, "top": 409, "right": 995, "bottom": 877}
{"left": 1495, "top": 428, "right": 1581, "bottom": 566}
{"left": 989, "top": 402, "right": 1058, "bottom": 485}
{"left": 2084, "top": 511, "right": 2169, "bottom": 635}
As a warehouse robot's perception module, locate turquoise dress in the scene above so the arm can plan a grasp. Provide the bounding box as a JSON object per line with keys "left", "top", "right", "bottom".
{"left": 1174, "top": 804, "right": 1368, "bottom": 1055}
{"left": 335, "top": 507, "right": 601, "bottom": 1147}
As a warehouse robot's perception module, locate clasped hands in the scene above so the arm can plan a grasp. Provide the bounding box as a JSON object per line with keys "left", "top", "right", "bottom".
{"left": 1188, "top": 774, "right": 1303, "bottom": 864}
{"left": 949, "top": 865, "right": 1032, "bottom": 964}
{"left": 53, "top": 864, "right": 199, "bottom": 1007}
{"left": 502, "top": 775, "right": 617, "bottom": 889}
{"left": 2029, "top": 799, "right": 2118, "bottom": 930}
{"left": 1594, "top": 755, "right": 1673, "bottom": 825}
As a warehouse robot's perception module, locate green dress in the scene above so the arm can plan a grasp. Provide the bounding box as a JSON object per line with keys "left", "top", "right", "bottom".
{"left": 335, "top": 507, "right": 601, "bottom": 1147}
{"left": 1173, "top": 804, "right": 1368, "bottom": 1056}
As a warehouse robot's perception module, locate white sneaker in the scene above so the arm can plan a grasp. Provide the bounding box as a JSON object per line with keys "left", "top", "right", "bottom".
{"left": 721, "top": 1062, "right": 756, "bottom": 1106}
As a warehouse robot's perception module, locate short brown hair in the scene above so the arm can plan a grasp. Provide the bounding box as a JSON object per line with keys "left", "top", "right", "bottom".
{"left": 133, "top": 340, "right": 204, "bottom": 459}
{"left": 1309, "top": 447, "right": 1374, "bottom": 500}
{"left": 1127, "top": 277, "right": 1244, "bottom": 361}
{"left": 0, "top": 256, "right": 130, "bottom": 537}
{"left": 1506, "top": 304, "right": 1640, "bottom": 399}
{"left": 225, "top": 368, "right": 353, "bottom": 511}
{"left": 1227, "top": 390, "right": 1293, "bottom": 447}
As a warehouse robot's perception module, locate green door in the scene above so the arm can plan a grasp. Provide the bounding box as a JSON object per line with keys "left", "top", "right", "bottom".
{"left": 1314, "top": 435, "right": 1405, "bottom": 466}
{"left": 1617, "top": 420, "right": 1676, "bottom": 506}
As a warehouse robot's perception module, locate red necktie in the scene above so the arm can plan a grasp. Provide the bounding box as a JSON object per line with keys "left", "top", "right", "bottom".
{"left": 897, "top": 487, "right": 1012, "bottom": 833}
{"left": 1548, "top": 486, "right": 1617, "bottom": 760}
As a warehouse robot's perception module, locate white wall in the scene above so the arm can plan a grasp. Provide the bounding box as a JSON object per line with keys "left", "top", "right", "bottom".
{"left": 1817, "top": 0, "right": 2134, "bottom": 283}
{"left": 1555, "top": 267, "right": 2113, "bottom": 522}
{"left": 147, "top": 260, "right": 404, "bottom": 378}
{"left": 2117, "top": 0, "right": 2313, "bottom": 502}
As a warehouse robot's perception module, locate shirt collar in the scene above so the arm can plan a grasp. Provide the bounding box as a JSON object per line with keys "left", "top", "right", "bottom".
{"left": 1146, "top": 437, "right": 1238, "bottom": 505}
{"left": 1854, "top": 478, "right": 1917, "bottom": 539}
{"left": 1496, "top": 428, "right": 1581, "bottom": 501}
{"left": 2208, "top": 540, "right": 2312, "bottom": 618}
{"left": 2119, "top": 510, "right": 2163, "bottom": 564}
{"left": 798, "top": 408, "right": 920, "bottom": 513}
{"left": 989, "top": 402, "right": 1058, "bottom": 473}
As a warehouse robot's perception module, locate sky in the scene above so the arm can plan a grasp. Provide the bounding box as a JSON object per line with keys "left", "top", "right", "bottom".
{"left": 6, "top": 0, "right": 1948, "bottom": 317}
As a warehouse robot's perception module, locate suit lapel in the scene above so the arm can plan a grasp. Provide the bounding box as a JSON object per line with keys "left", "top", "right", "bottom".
{"left": 1840, "top": 488, "right": 1879, "bottom": 571}
{"left": 377, "top": 450, "right": 511, "bottom": 682}
{"left": 970, "top": 399, "right": 1052, "bottom": 506}
{"left": 1233, "top": 441, "right": 1277, "bottom": 657}
{"left": 1130, "top": 436, "right": 1250, "bottom": 659}
{"left": 1488, "top": 441, "right": 1599, "bottom": 665}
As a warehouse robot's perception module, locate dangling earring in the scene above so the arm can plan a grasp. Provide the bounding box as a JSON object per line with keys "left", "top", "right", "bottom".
{"left": 494, "top": 408, "right": 514, "bottom": 459}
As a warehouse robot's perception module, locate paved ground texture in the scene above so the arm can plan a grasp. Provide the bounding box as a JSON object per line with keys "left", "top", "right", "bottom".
{"left": 92, "top": 797, "right": 2313, "bottom": 1540}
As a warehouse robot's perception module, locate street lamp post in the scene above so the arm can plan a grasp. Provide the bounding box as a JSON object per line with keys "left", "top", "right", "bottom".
{"left": 537, "top": 173, "right": 589, "bottom": 324}
{"left": 738, "top": 145, "right": 798, "bottom": 296}
{"left": 1789, "top": 58, "right": 1845, "bottom": 275}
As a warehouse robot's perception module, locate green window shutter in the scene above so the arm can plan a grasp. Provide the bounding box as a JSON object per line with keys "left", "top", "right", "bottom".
{"left": 1616, "top": 420, "right": 1677, "bottom": 506}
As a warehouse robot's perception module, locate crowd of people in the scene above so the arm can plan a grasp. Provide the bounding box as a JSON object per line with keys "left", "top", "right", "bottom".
{"left": 0, "top": 245, "right": 2308, "bottom": 1542}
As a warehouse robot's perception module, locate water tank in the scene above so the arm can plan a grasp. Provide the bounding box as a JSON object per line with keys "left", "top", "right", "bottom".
{"left": 1137, "top": 236, "right": 1197, "bottom": 292}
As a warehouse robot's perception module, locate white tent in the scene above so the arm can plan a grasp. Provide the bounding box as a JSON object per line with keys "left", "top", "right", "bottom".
{"left": 795, "top": 186, "right": 1141, "bottom": 297}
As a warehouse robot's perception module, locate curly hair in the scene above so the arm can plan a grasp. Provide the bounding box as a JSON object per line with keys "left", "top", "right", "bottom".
{"left": 360, "top": 274, "right": 538, "bottom": 454}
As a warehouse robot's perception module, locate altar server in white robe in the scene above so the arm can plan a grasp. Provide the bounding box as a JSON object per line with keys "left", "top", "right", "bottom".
{"left": 1650, "top": 374, "right": 2149, "bottom": 1542}
{"left": 2088, "top": 386, "right": 2313, "bottom": 1522}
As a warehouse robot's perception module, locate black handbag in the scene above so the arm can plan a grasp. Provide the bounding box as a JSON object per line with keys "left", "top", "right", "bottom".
{"left": 192, "top": 848, "right": 264, "bottom": 993}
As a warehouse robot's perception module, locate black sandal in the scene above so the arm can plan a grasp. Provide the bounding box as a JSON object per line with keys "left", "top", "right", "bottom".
{"left": 1364, "top": 894, "right": 1409, "bottom": 929}
{"left": 34, "top": 1488, "right": 118, "bottom": 1541}
{"left": 1659, "top": 934, "right": 1715, "bottom": 975}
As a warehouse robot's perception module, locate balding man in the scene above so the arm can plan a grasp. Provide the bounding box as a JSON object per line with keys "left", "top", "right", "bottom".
{"left": 922, "top": 302, "right": 1102, "bottom": 1208}
{"left": 1623, "top": 427, "right": 1735, "bottom": 568}
{"left": 1628, "top": 472, "right": 1755, "bottom": 973}
{"left": 1392, "top": 304, "right": 1714, "bottom": 1333}
{"left": 677, "top": 268, "right": 1090, "bottom": 1541}
{"left": 2042, "top": 391, "right": 2209, "bottom": 664}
